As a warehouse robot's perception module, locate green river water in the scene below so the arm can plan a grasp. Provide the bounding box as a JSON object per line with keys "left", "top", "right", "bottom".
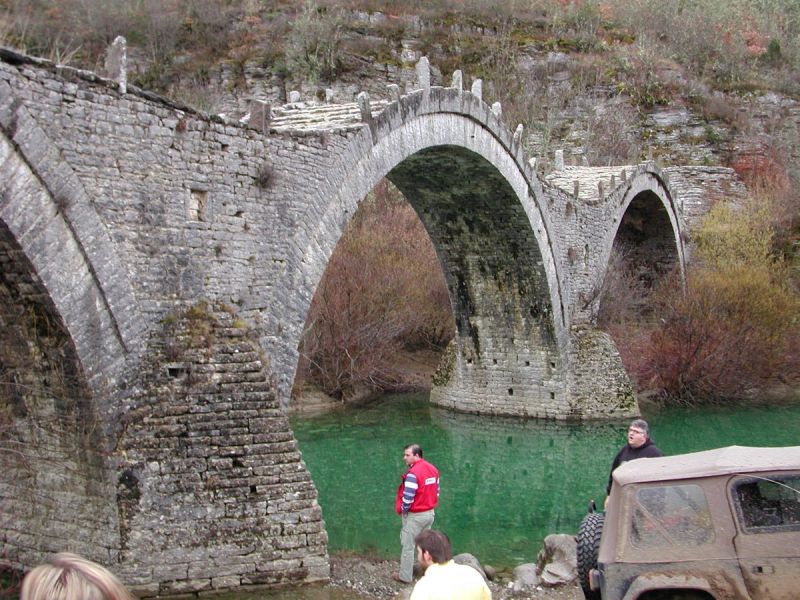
{"left": 290, "top": 393, "right": 800, "bottom": 568}
{"left": 218, "top": 393, "right": 800, "bottom": 599}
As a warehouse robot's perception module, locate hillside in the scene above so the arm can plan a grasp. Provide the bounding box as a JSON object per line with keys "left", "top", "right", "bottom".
{"left": 3, "top": 2, "right": 800, "bottom": 170}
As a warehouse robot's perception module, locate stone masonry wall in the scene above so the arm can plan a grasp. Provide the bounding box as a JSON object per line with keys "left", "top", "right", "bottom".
{"left": 115, "top": 305, "right": 327, "bottom": 596}
{"left": 0, "top": 228, "right": 119, "bottom": 571}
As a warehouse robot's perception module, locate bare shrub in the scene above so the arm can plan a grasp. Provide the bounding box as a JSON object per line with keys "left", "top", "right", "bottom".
{"left": 549, "top": 0, "right": 604, "bottom": 52}
{"left": 285, "top": 1, "right": 344, "bottom": 83}
{"left": 596, "top": 245, "right": 650, "bottom": 328}
{"left": 608, "top": 38, "right": 677, "bottom": 110}
{"left": 168, "top": 77, "right": 222, "bottom": 113}
{"left": 645, "top": 264, "right": 798, "bottom": 403}
{"left": 583, "top": 96, "right": 642, "bottom": 165}
{"left": 296, "top": 180, "right": 454, "bottom": 401}
{"left": 696, "top": 92, "right": 746, "bottom": 129}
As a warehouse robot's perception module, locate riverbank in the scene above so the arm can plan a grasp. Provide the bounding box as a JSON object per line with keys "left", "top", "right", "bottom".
{"left": 290, "top": 350, "right": 442, "bottom": 415}
{"left": 329, "top": 553, "right": 583, "bottom": 599}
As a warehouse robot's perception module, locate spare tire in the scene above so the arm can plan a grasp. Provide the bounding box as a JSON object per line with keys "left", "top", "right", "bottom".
{"left": 576, "top": 511, "right": 605, "bottom": 600}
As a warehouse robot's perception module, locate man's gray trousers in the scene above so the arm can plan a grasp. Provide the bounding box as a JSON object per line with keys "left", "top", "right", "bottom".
{"left": 399, "top": 509, "right": 435, "bottom": 582}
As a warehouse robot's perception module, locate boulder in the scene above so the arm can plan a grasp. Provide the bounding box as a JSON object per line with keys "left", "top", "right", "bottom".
{"left": 453, "top": 553, "right": 488, "bottom": 582}
{"left": 511, "top": 563, "right": 540, "bottom": 595}
{"left": 537, "top": 533, "right": 577, "bottom": 586}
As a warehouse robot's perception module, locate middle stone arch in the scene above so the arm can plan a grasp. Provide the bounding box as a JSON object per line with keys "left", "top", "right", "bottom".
{"left": 287, "top": 104, "right": 572, "bottom": 416}
{"left": 387, "top": 145, "right": 565, "bottom": 416}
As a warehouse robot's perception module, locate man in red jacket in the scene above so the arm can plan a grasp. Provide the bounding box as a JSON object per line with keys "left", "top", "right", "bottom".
{"left": 394, "top": 443, "right": 439, "bottom": 584}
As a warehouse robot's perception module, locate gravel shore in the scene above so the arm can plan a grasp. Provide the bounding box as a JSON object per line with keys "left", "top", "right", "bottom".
{"left": 329, "top": 553, "right": 584, "bottom": 599}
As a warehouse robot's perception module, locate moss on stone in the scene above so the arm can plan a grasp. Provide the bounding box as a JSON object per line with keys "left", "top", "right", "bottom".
{"left": 432, "top": 340, "right": 456, "bottom": 387}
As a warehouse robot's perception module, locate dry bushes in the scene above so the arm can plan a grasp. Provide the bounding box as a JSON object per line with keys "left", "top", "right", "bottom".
{"left": 611, "top": 190, "right": 799, "bottom": 404}
{"left": 583, "top": 97, "right": 642, "bottom": 165}
{"left": 604, "top": 0, "right": 800, "bottom": 88}
{"left": 645, "top": 265, "right": 798, "bottom": 403}
{"left": 295, "top": 181, "right": 454, "bottom": 402}
{"left": 596, "top": 245, "right": 652, "bottom": 328}
{"left": 285, "top": 2, "right": 344, "bottom": 83}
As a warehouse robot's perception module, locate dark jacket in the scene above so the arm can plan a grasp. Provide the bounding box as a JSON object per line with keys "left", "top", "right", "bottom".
{"left": 606, "top": 439, "right": 663, "bottom": 494}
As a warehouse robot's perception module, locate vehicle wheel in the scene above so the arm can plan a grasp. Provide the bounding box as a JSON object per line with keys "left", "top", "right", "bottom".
{"left": 576, "top": 511, "right": 605, "bottom": 600}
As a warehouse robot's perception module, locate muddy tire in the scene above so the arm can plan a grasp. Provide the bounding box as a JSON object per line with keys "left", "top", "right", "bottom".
{"left": 576, "top": 511, "right": 605, "bottom": 600}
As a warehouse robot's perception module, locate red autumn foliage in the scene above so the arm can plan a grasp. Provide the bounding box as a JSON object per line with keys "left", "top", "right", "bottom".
{"left": 606, "top": 189, "right": 800, "bottom": 405}
{"left": 729, "top": 149, "right": 790, "bottom": 193}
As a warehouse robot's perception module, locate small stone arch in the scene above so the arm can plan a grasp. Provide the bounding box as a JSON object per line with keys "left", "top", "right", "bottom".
{"left": 602, "top": 165, "right": 686, "bottom": 310}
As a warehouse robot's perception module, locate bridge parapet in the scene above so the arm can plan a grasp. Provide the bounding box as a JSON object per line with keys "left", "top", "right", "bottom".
{"left": 545, "top": 163, "right": 648, "bottom": 204}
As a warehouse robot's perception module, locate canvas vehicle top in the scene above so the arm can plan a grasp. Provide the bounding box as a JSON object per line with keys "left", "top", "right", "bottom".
{"left": 577, "top": 445, "right": 800, "bottom": 600}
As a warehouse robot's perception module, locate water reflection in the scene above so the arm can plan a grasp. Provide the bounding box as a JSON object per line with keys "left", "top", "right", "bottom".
{"left": 290, "top": 394, "right": 800, "bottom": 568}
{"left": 425, "top": 407, "right": 624, "bottom": 564}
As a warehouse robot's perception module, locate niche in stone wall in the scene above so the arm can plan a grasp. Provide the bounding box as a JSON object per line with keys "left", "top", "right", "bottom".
{"left": 186, "top": 188, "right": 208, "bottom": 221}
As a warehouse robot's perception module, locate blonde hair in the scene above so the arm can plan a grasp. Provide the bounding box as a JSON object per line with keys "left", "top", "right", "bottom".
{"left": 20, "top": 553, "right": 133, "bottom": 600}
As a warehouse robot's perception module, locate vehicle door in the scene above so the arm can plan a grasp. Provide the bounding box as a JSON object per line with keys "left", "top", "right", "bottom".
{"left": 609, "top": 480, "right": 750, "bottom": 600}
{"left": 729, "top": 472, "right": 800, "bottom": 600}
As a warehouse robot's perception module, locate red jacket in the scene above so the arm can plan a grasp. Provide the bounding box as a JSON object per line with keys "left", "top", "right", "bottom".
{"left": 395, "top": 459, "right": 439, "bottom": 514}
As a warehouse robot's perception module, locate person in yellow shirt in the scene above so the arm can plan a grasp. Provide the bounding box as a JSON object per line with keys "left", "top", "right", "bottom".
{"left": 410, "top": 529, "right": 491, "bottom": 600}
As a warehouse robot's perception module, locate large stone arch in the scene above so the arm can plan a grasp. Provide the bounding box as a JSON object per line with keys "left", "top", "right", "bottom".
{"left": 278, "top": 87, "right": 572, "bottom": 418}
{"left": 0, "top": 129, "right": 131, "bottom": 569}
{"left": 0, "top": 85, "right": 145, "bottom": 401}
{"left": 0, "top": 89, "right": 146, "bottom": 573}
{"left": 0, "top": 220, "right": 121, "bottom": 570}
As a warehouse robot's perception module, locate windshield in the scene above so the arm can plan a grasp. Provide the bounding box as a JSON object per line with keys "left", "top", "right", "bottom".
{"left": 629, "top": 483, "right": 715, "bottom": 548}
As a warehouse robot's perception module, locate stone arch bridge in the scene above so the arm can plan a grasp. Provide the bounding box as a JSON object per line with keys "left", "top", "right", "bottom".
{"left": 0, "top": 49, "right": 746, "bottom": 594}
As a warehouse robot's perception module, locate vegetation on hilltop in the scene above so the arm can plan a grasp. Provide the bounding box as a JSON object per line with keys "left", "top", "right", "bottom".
{"left": 3, "top": 1, "right": 800, "bottom": 99}
{"left": 1, "top": 0, "right": 798, "bottom": 405}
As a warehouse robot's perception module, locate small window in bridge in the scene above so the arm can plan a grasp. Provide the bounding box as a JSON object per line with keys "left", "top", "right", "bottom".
{"left": 187, "top": 189, "right": 207, "bottom": 221}
{"left": 166, "top": 365, "right": 188, "bottom": 379}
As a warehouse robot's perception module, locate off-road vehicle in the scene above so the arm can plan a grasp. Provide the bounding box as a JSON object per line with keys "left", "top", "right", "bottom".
{"left": 577, "top": 445, "right": 800, "bottom": 600}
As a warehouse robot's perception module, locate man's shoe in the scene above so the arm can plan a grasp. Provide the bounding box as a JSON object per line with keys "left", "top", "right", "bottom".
{"left": 392, "top": 574, "right": 411, "bottom": 584}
